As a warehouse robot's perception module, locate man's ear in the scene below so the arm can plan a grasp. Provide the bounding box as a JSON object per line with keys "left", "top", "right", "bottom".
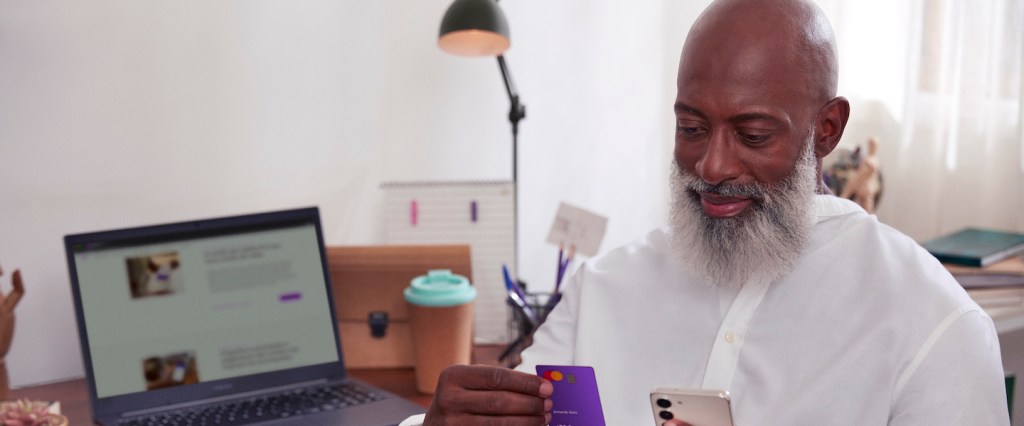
{"left": 815, "top": 96, "right": 850, "bottom": 158}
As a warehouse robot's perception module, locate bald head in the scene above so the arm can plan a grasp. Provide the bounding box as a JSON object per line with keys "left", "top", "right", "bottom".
{"left": 669, "top": 0, "right": 850, "bottom": 287}
{"left": 681, "top": 0, "right": 839, "bottom": 105}
{"left": 672, "top": 0, "right": 850, "bottom": 200}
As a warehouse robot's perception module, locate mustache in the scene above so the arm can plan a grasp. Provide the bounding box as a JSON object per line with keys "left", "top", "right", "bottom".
{"left": 683, "top": 176, "right": 768, "bottom": 201}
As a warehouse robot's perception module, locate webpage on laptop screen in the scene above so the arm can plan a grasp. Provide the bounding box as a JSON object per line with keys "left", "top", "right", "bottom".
{"left": 73, "top": 224, "right": 338, "bottom": 399}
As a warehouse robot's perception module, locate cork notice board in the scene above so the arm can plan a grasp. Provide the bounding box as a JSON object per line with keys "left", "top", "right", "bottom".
{"left": 327, "top": 245, "right": 472, "bottom": 369}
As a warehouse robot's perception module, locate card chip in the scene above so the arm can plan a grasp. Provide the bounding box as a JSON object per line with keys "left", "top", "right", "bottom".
{"left": 567, "top": 374, "right": 576, "bottom": 384}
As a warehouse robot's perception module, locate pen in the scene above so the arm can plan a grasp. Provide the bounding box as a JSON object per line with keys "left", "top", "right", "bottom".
{"left": 505, "top": 263, "right": 531, "bottom": 302}
{"left": 556, "top": 244, "right": 565, "bottom": 289}
{"left": 503, "top": 264, "right": 537, "bottom": 326}
{"left": 556, "top": 245, "right": 575, "bottom": 293}
{"left": 539, "top": 292, "right": 562, "bottom": 324}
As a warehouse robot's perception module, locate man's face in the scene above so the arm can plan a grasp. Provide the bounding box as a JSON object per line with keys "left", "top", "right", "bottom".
{"left": 673, "top": 42, "right": 819, "bottom": 210}
{"left": 669, "top": 39, "right": 822, "bottom": 288}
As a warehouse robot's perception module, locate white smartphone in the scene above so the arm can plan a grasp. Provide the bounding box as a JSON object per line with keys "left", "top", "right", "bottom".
{"left": 650, "top": 387, "right": 734, "bottom": 426}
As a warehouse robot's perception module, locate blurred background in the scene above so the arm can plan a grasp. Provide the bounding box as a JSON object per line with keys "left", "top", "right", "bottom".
{"left": 1, "top": 0, "right": 1021, "bottom": 387}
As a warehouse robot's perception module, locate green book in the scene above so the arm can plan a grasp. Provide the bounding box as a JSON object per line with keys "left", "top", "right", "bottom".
{"left": 921, "top": 228, "right": 1024, "bottom": 267}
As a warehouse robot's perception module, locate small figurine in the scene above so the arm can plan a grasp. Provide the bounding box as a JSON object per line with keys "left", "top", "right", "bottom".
{"left": 824, "top": 137, "right": 884, "bottom": 214}
{"left": 0, "top": 265, "right": 25, "bottom": 400}
{"left": 839, "top": 137, "right": 882, "bottom": 214}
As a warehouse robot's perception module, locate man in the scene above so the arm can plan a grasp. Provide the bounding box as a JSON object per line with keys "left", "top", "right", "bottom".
{"left": 403, "top": 0, "right": 1009, "bottom": 424}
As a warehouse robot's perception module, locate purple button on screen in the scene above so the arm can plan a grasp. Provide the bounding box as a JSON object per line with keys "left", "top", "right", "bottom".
{"left": 279, "top": 292, "right": 302, "bottom": 303}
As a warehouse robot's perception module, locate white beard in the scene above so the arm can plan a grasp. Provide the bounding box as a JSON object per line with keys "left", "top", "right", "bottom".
{"left": 669, "top": 141, "right": 817, "bottom": 289}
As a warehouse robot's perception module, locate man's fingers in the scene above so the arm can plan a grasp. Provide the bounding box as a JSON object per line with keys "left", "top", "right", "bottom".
{"left": 433, "top": 369, "right": 552, "bottom": 416}
{"left": 443, "top": 365, "right": 551, "bottom": 397}
{"left": 427, "top": 365, "right": 554, "bottom": 425}
{"left": 444, "top": 389, "right": 550, "bottom": 416}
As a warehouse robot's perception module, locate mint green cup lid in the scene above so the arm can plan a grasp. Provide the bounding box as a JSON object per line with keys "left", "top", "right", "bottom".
{"left": 404, "top": 269, "right": 477, "bottom": 307}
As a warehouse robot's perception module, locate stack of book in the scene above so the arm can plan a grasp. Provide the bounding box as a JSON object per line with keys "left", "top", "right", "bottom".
{"left": 922, "top": 228, "right": 1024, "bottom": 268}
{"left": 921, "top": 228, "right": 1024, "bottom": 309}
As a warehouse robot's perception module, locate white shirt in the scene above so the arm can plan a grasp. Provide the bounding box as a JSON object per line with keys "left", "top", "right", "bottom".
{"left": 402, "top": 196, "right": 1008, "bottom": 425}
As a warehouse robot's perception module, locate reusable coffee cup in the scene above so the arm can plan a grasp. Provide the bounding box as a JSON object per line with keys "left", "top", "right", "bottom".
{"left": 404, "top": 269, "right": 477, "bottom": 394}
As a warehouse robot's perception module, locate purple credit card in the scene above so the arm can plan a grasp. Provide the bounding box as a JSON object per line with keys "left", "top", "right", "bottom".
{"left": 536, "top": 365, "right": 606, "bottom": 426}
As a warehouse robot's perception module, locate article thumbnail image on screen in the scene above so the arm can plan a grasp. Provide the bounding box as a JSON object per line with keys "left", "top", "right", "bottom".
{"left": 143, "top": 351, "right": 200, "bottom": 390}
{"left": 126, "top": 253, "right": 183, "bottom": 299}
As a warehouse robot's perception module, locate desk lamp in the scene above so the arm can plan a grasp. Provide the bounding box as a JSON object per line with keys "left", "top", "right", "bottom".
{"left": 438, "top": 0, "right": 525, "bottom": 269}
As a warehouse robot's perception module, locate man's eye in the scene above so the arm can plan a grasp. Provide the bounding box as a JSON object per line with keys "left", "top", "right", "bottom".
{"left": 740, "top": 133, "right": 770, "bottom": 144}
{"left": 676, "top": 126, "right": 706, "bottom": 138}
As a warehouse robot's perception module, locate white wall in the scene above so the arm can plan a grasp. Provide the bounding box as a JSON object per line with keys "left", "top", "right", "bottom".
{"left": 0, "top": 0, "right": 694, "bottom": 387}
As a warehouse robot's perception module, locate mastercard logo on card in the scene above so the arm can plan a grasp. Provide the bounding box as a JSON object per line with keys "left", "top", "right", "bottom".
{"left": 542, "top": 370, "right": 576, "bottom": 384}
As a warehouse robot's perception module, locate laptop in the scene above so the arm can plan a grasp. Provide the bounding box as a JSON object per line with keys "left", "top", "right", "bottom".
{"left": 64, "top": 207, "right": 426, "bottom": 425}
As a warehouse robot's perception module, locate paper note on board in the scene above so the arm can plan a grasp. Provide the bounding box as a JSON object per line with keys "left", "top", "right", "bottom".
{"left": 545, "top": 202, "right": 608, "bottom": 257}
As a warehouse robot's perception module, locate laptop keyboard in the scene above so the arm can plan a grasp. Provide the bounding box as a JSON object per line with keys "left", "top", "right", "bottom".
{"left": 117, "top": 381, "right": 387, "bottom": 426}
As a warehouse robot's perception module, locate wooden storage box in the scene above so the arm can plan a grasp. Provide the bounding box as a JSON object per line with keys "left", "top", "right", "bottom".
{"left": 327, "top": 245, "right": 472, "bottom": 369}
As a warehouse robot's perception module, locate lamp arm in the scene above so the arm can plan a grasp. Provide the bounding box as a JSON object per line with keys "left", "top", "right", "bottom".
{"left": 497, "top": 55, "right": 526, "bottom": 137}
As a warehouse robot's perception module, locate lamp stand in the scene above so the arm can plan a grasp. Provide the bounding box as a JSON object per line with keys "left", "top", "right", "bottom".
{"left": 497, "top": 54, "right": 525, "bottom": 275}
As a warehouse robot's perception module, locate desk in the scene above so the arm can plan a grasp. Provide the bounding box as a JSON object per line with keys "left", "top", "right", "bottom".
{"left": 949, "top": 255, "right": 1024, "bottom": 425}
{"left": 9, "top": 345, "right": 504, "bottom": 425}
{"left": 19, "top": 275, "right": 1024, "bottom": 424}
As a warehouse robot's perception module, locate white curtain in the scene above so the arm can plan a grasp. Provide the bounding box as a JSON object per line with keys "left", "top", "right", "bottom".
{"left": 820, "top": 0, "right": 1024, "bottom": 240}
{"left": 899, "top": 0, "right": 1024, "bottom": 238}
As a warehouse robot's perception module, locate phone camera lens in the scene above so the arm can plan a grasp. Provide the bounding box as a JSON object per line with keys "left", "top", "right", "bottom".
{"left": 656, "top": 398, "right": 672, "bottom": 408}
{"left": 659, "top": 410, "right": 674, "bottom": 420}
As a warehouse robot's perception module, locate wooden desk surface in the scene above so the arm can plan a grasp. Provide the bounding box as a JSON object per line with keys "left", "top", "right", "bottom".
{"left": 10, "top": 345, "right": 505, "bottom": 425}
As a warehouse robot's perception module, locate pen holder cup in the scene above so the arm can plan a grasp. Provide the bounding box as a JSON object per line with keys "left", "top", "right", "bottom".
{"left": 503, "top": 292, "right": 556, "bottom": 367}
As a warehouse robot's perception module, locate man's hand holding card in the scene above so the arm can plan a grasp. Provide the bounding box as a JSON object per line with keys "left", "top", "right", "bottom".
{"left": 424, "top": 365, "right": 553, "bottom": 425}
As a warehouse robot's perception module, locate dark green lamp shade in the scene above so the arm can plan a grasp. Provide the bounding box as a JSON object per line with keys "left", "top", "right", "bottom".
{"left": 438, "top": 0, "right": 510, "bottom": 56}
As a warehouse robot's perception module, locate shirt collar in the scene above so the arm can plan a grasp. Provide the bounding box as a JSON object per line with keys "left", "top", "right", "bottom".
{"left": 813, "top": 194, "right": 865, "bottom": 223}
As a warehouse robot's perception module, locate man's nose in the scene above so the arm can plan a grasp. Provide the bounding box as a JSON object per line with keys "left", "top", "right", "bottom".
{"left": 695, "top": 130, "right": 742, "bottom": 186}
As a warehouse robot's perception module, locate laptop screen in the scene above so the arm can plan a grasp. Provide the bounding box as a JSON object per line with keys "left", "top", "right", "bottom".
{"left": 66, "top": 208, "right": 341, "bottom": 400}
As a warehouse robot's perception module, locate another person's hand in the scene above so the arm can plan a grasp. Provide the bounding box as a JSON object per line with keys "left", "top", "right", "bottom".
{"left": 424, "top": 364, "right": 552, "bottom": 425}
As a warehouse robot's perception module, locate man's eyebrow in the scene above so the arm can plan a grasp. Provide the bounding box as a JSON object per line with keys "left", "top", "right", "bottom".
{"left": 673, "top": 102, "right": 706, "bottom": 119}
{"left": 674, "top": 104, "right": 783, "bottom": 125}
{"left": 729, "top": 112, "right": 784, "bottom": 125}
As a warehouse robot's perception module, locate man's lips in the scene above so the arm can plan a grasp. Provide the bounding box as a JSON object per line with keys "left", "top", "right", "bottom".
{"left": 698, "top": 191, "right": 753, "bottom": 218}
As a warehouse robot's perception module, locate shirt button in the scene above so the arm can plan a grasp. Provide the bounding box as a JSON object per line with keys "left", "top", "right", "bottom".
{"left": 725, "top": 331, "right": 737, "bottom": 343}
